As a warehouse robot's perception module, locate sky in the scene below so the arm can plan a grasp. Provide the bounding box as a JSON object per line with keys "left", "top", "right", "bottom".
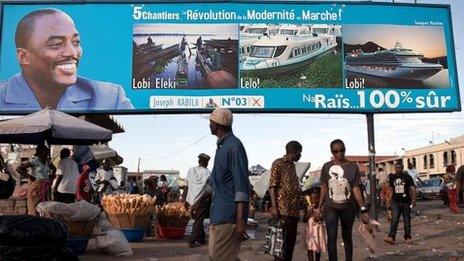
{"left": 39, "top": 0, "right": 459, "bottom": 178}
{"left": 343, "top": 24, "right": 446, "bottom": 58}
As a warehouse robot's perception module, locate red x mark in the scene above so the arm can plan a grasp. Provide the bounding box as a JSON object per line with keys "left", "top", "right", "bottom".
{"left": 252, "top": 98, "right": 261, "bottom": 107}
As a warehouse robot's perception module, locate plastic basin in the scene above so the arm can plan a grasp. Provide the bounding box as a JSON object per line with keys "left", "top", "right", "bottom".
{"left": 158, "top": 226, "right": 186, "bottom": 239}
{"left": 65, "top": 236, "right": 89, "bottom": 255}
{"left": 121, "top": 228, "right": 145, "bottom": 242}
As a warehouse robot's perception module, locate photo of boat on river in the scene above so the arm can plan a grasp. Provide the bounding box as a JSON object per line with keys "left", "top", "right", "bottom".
{"left": 132, "top": 24, "right": 238, "bottom": 89}
{"left": 343, "top": 24, "right": 450, "bottom": 88}
{"left": 239, "top": 23, "right": 343, "bottom": 88}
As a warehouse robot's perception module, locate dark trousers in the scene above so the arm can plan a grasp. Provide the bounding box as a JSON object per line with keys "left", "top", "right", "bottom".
{"left": 275, "top": 215, "right": 298, "bottom": 261}
{"left": 307, "top": 250, "right": 321, "bottom": 261}
{"left": 54, "top": 192, "right": 76, "bottom": 204}
{"left": 388, "top": 201, "right": 412, "bottom": 240}
{"left": 324, "top": 206, "right": 356, "bottom": 261}
{"left": 459, "top": 189, "right": 464, "bottom": 205}
{"left": 189, "top": 200, "right": 209, "bottom": 244}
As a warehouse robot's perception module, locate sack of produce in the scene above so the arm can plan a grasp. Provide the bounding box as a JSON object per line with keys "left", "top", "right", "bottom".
{"left": 95, "top": 229, "right": 133, "bottom": 256}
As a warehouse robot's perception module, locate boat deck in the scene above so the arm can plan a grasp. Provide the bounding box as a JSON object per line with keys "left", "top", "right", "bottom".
{"left": 153, "top": 49, "right": 206, "bottom": 88}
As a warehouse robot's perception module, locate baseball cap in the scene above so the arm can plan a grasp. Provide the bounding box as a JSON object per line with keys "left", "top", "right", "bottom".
{"left": 209, "top": 107, "right": 233, "bottom": 126}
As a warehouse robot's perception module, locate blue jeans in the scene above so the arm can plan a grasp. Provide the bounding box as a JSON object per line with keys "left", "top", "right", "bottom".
{"left": 388, "top": 202, "right": 412, "bottom": 240}
{"left": 324, "top": 205, "right": 356, "bottom": 261}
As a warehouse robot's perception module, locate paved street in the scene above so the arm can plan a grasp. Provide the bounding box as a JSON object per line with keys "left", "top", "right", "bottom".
{"left": 82, "top": 200, "right": 464, "bottom": 260}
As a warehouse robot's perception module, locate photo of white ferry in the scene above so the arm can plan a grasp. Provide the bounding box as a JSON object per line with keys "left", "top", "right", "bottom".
{"left": 239, "top": 24, "right": 280, "bottom": 63}
{"left": 239, "top": 23, "right": 342, "bottom": 88}
{"left": 240, "top": 24, "right": 338, "bottom": 76}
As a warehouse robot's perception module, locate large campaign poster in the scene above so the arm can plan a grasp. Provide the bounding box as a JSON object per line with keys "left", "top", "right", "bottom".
{"left": 0, "top": 2, "right": 459, "bottom": 114}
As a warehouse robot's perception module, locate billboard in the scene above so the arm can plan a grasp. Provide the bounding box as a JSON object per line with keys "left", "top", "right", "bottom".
{"left": 0, "top": 1, "right": 459, "bottom": 114}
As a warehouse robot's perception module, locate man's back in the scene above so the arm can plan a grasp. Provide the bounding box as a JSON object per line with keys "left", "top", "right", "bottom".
{"left": 57, "top": 157, "right": 79, "bottom": 194}
{"left": 186, "top": 166, "right": 210, "bottom": 206}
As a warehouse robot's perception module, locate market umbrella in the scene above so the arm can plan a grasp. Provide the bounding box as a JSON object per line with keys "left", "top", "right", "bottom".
{"left": 0, "top": 108, "right": 113, "bottom": 145}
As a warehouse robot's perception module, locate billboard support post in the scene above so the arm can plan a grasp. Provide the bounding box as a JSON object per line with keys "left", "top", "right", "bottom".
{"left": 366, "top": 113, "right": 378, "bottom": 220}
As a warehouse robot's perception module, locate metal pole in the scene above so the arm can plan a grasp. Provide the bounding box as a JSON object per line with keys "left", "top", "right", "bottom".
{"left": 366, "top": 113, "right": 378, "bottom": 220}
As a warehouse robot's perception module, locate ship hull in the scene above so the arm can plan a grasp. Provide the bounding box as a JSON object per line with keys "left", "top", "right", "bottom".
{"left": 241, "top": 46, "right": 336, "bottom": 76}
{"left": 346, "top": 63, "right": 442, "bottom": 81}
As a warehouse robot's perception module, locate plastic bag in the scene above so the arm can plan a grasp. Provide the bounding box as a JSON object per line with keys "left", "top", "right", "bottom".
{"left": 95, "top": 229, "right": 133, "bottom": 256}
{"left": 264, "top": 218, "right": 285, "bottom": 259}
{"left": 303, "top": 217, "right": 327, "bottom": 252}
{"left": 0, "top": 215, "right": 68, "bottom": 258}
{"left": 37, "top": 200, "right": 101, "bottom": 221}
{"left": 93, "top": 212, "right": 111, "bottom": 234}
{"left": 357, "top": 220, "right": 380, "bottom": 254}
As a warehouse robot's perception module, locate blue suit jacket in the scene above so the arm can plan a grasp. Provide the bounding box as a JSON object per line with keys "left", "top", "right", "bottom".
{"left": 0, "top": 73, "right": 134, "bottom": 112}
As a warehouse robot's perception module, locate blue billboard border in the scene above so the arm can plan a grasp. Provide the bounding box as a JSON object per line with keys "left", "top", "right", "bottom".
{"left": 0, "top": 0, "right": 460, "bottom": 115}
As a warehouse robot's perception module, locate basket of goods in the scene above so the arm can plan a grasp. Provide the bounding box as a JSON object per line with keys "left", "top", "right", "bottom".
{"left": 156, "top": 203, "right": 190, "bottom": 239}
{"left": 36, "top": 201, "right": 100, "bottom": 238}
{"left": 102, "top": 194, "right": 156, "bottom": 230}
{"left": 62, "top": 218, "right": 97, "bottom": 238}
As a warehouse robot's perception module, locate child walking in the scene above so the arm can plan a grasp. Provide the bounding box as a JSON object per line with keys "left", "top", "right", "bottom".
{"left": 303, "top": 187, "right": 325, "bottom": 261}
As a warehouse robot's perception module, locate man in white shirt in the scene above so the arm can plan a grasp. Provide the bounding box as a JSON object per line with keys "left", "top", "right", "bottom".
{"left": 53, "top": 148, "right": 79, "bottom": 203}
{"left": 186, "top": 153, "right": 211, "bottom": 247}
{"left": 95, "top": 160, "right": 117, "bottom": 196}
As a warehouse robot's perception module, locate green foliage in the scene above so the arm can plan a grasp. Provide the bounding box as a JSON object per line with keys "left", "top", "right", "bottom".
{"left": 241, "top": 52, "right": 343, "bottom": 88}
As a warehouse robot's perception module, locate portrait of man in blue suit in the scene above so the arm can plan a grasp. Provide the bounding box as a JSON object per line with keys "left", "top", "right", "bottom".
{"left": 0, "top": 8, "right": 134, "bottom": 112}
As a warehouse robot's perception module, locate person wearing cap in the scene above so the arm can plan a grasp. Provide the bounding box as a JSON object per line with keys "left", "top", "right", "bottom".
{"left": 95, "top": 160, "right": 117, "bottom": 201}
{"left": 208, "top": 107, "right": 250, "bottom": 261}
{"left": 185, "top": 153, "right": 211, "bottom": 247}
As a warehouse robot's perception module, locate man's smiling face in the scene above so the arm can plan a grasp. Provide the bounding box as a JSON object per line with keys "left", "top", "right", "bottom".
{"left": 21, "top": 12, "right": 82, "bottom": 88}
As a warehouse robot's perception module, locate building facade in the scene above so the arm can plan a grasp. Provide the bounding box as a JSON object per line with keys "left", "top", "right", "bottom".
{"left": 375, "top": 135, "right": 464, "bottom": 177}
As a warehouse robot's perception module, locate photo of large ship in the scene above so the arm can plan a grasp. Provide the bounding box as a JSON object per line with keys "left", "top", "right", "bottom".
{"left": 346, "top": 42, "right": 443, "bottom": 81}
{"left": 343, "top": 24, "right": 449, "bottom": 88}
{"left": 239, "top": 24, "right": 343, "bottom": 88}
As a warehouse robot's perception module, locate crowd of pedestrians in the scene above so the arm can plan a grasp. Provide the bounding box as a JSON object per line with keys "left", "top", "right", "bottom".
{"left": 1, "top": 107, "right": 463, "bottom": 261}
